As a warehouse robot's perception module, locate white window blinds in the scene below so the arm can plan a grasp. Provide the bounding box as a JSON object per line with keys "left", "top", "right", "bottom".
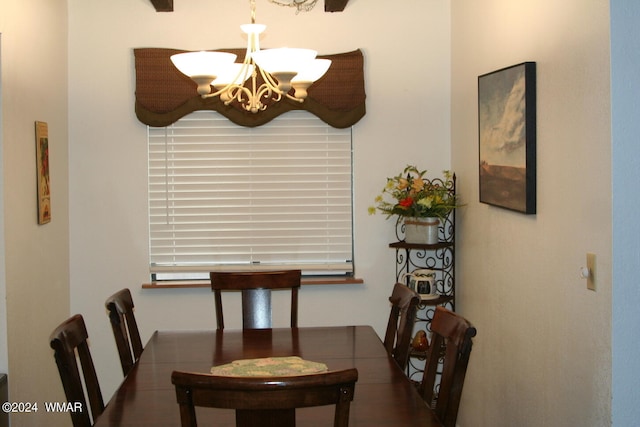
{"left": 148, "top": 111, "right": 354, "bottom": 280}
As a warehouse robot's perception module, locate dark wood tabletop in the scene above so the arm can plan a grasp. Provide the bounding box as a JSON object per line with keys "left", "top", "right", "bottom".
{"left": 94, "top": 326, "right": 442, "bottom": 427}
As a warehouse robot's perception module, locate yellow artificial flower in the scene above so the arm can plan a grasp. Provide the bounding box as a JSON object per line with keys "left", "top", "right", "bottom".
{"left": 411, "top": 177, "right": 425, "bottom": 192}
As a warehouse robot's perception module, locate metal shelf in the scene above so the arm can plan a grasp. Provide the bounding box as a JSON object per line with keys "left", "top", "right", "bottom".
{"left": 388, "top": 176, "right": 456, "bottom": 381}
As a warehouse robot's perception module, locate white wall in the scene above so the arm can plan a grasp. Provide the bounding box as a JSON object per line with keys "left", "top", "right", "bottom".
{"left": 451, "top": 1, "right": 612, "bottom": 426}
{"left": 0, "top": 1, "right": 70, "bottom": 426}
{"left": 0, "top": 32, "right": 6, "bottom": 376}
{"left": 68, "top": 0, "right": 452, "bottom": 399}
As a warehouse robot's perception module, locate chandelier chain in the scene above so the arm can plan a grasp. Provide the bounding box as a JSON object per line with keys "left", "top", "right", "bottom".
{"left": 250, "top": 0, "right": 256, "bottom": 23}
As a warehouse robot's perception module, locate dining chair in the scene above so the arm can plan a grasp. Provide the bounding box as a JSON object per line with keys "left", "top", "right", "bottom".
{"left": 171, "top": 368, "right": 359, "bottom": 427}
{"left": 420, "top": 306, "right": 477, "bottom": 427}
{"left": 105, "top": 288, "right": 144, "bottom": 376}
{"left": 210, "top": 270, "right": 302, "bottom": 330}
{"left": 383, "top": 282, "right": 420, "bottom": 371}
{"left": 49, "top": 314, "right": 104, "bottom": 427}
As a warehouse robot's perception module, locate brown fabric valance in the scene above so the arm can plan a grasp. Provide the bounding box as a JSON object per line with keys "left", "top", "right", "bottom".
{"left": 134, "top": 47, "right": 366, "bottom": 128}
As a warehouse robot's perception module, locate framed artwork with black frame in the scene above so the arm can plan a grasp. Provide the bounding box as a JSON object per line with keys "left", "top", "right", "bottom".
{"left": 478, "top": 62, "right": 536, "bottom": 214}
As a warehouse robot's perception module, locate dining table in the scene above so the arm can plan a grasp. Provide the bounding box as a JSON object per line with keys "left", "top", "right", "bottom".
{"left": 93, "top": 325, "right": 443, "bottom": 427}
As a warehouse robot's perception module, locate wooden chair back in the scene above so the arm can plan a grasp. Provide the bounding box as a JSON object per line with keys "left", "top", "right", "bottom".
{"left": 171, "top": 368, "right": 358, "bottom": 427}
{"left": 383, "top": 282, "right": 420, "bottom": 371}
{"left": 210, "top": 270, "right": 301, "bottom": 330}
{"left": 105, "top": 288, "right": 144, "bottom": 376}
{"left": 49, "top": 314, "right": 104, "bottom": 427}
{"left": 420, "top": 306, "right": 477, "bottom": 427}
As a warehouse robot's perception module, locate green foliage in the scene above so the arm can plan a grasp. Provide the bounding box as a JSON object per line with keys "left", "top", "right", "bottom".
{"left": 369, "top": 165, "right": 459, "bottom": 219}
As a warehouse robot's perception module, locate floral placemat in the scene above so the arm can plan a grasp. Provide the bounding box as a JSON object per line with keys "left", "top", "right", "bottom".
{"left": 210, "top": 356, "right": 328, "bottom": 377}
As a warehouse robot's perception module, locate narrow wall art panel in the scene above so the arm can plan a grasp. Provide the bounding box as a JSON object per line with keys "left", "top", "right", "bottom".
{"left": 35, "top": 121, "right": 51, "bottom": 224}
{"left": 478, "top": 62, "right": 536, "bottom": 214}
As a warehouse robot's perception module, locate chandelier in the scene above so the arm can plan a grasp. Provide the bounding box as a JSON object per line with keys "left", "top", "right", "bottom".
{"left": 267, "top": 0, "right": 319, "bottom": 13}
{"left": 170, "top": 0, "right": 331, "bottom": 114}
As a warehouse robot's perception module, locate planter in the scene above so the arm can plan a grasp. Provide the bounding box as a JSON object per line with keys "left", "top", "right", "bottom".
{"left": 404, "top": 217, "right": 440, "bottom": 244}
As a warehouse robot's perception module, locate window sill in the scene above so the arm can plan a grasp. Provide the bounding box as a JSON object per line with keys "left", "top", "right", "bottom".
{"left": 142, "top": 276, "right": 364, "bottom": 289}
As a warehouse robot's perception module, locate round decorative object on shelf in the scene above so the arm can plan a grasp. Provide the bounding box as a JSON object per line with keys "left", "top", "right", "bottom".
{"left": 412, "top": 330, "right": 429, "bottom": 352}
{"left": 404, "top": 217, "right": 440, "bottom": 244}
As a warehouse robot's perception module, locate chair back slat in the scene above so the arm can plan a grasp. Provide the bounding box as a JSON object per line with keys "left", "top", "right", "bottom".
{"left": 172, "top": 368, "right": 358, "bottom": 427}
{"left": 105, "top": 288, "right": 144, "bottom": 376}
{"left": 383, "top": 283, "right": 420, "bottom": 370}
{"left": 50, "top": 314, "right": 104, "bottom": 427}
{"left": 210, "top": 270, "right": 301, "bottom": 330}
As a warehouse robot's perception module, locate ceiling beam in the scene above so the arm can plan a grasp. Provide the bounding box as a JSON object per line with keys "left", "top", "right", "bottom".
{"left": 150, "top": 0, "right": 173, "bottom": 12}
{"left": 324, "top": 0, "right": 349, "bottom": 12}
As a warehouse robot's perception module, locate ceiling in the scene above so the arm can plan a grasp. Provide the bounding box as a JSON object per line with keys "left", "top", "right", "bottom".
{"left": 149, "top": 0, "right": 349, "bottom": 13}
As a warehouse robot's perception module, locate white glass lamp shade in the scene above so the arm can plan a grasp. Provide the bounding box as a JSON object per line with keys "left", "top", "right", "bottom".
{"left": 170, "top": 51, "right": 237, "bottom": 95}
{"left": 292, "top": 59, "right": 332, "bottom": 83}
{"left": 291, "top": 59, "right": 332, "bottom": 99}
{"left": 211, "top": 63, "right": 255, "bottom": 87}
{"left": 251, "top": 48, "right": 317, "bottom": 74}
{"left": 251, "top": 48, "right": 317, "bottom": 93}
{"left": 170, "top": 51, "right": 237, "bottom": 77}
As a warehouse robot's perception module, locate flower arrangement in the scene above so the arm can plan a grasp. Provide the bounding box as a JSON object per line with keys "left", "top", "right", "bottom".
{"left": 369, "top": 165, "right": 459, "bottom": 220}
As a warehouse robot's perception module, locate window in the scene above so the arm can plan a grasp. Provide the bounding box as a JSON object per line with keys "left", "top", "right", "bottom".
{"left": 148, "top": 111, "right": 354, "bottom": 281}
